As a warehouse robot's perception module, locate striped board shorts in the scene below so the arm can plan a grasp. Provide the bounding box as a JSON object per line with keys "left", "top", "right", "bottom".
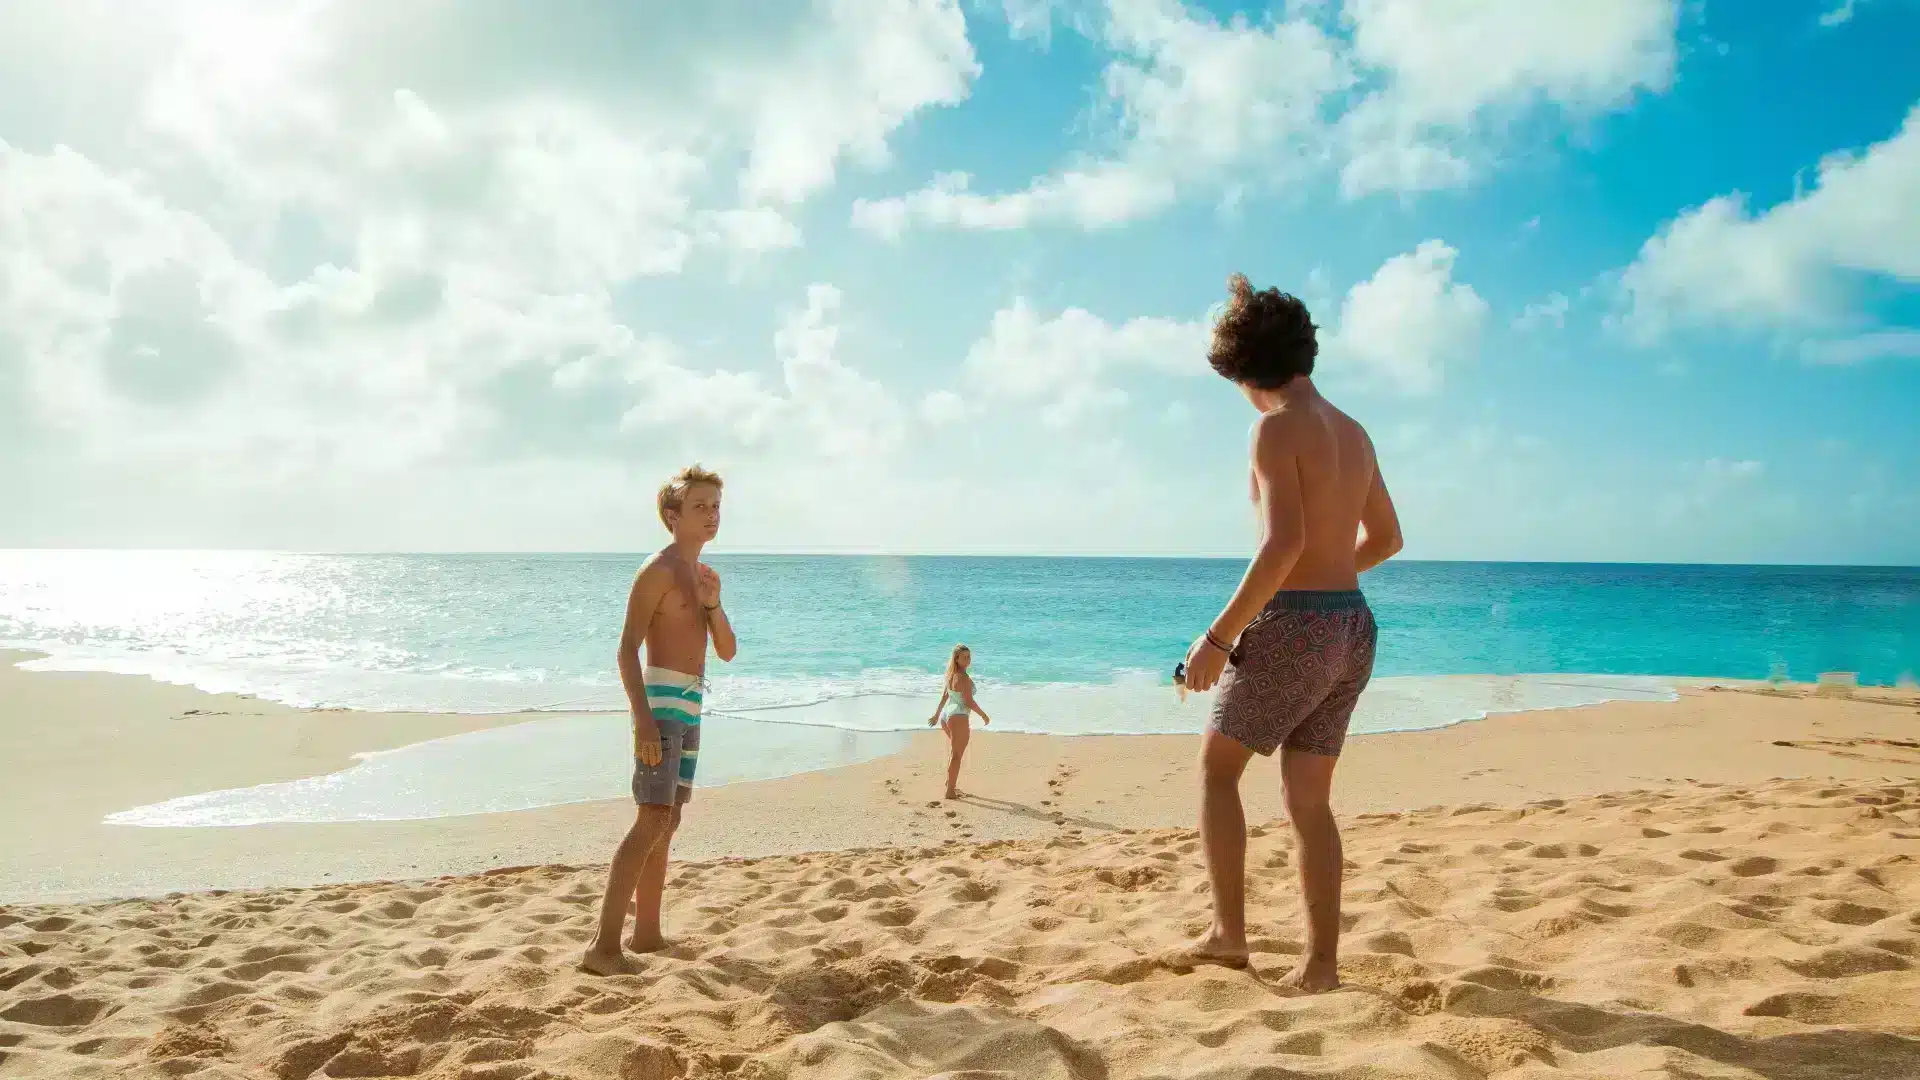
{"left": 632, "top": 666, "right": 701, "bottom": 806}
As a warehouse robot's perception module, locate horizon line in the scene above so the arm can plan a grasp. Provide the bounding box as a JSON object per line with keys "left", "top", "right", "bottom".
{"left": 1, "top": 548, "right": 1916, "bottom": 570}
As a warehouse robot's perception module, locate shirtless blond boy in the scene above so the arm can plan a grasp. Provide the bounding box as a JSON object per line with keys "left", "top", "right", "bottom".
{"left": 1177, "top": 275, "right": 1405, "bottom": 992}
{"left": 583, "top": 465, "right": 737, "bottom": 976}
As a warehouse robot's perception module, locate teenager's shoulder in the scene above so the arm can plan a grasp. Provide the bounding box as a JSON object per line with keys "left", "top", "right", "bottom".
{"left": 1248, "top": 406, "right": 1307, "bottom": 453}
{"left": 632, "top": 551, "right": 678, "bottom": 584}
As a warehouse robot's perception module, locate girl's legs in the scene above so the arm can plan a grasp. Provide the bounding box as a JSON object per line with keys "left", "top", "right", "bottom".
{"left": 944, "top": 715, "right": 971, "bottom": 799}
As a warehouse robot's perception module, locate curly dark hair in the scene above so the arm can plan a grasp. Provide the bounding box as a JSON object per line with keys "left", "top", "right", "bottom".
{"left": 1207, "top": 273, "right": 1317, "bottom": 388}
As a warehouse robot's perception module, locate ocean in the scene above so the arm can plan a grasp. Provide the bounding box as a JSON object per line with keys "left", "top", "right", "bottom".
{"left": 2, "top": 552, "right": 1913, "bottom": 825}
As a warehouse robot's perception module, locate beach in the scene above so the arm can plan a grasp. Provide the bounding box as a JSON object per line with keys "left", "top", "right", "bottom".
{"left": 5, "top": 0, "right": 1918, "bottom": 1071}
{"left": 3, "top": 654, "right": 1918, "bottom": 1077}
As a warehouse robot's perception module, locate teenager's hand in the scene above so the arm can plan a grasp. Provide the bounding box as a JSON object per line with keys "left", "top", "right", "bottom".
{"left": 1183, "top": 634, "right": 1229, "bottom": 693}
{"left": 981, "top": 713, "right": 991, "bottom": 726}
{"left": 696, "top": 563, "right": 721, "bottom": 610}
{"left": 633, "top": 711, "right": 663, "bottom": 767}
{"left": 928, "top": 713, "right": 939, "bottom": 727}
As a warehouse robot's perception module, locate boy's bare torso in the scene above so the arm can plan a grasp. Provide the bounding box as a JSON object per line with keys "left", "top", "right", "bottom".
{"left": 1253, "top": 397, "right": 1377, "bottom": 591}
{"left": 637, "top": 551, "right": 710, "bottom": 676}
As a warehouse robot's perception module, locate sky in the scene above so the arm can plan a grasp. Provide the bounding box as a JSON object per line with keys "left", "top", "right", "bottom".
{"left": 0, "top": 0, "right": 1915, "bottom": 562}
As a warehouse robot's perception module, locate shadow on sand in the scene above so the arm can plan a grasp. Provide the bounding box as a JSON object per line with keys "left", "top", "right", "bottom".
{"left": 957, "top": 794, "right": 1122, "bottom": 833}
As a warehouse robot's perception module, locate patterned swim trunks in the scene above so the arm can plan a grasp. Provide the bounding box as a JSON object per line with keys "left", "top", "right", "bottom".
{"left": 1211, "top": 590, "right": 1377, "bottom": 758}
{"left": 632, "top": 666, "right": 701, "bottom": 806}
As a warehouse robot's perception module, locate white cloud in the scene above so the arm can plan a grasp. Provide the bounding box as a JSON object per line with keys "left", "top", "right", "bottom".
{"left": 132, "top": 1, "right": 977, "bottom": 215}
{"left": 697, "top": 207, "right": 804, "bottom": 253}
{"left": 1338, "top": 0, "right": 1680, "bottom": 198}
{"left": 1342, "top": 0, "right": 1679, "bottom": 126}
{"left": 0, "top": 1, "right": 977, "bottom": 489}
{"left": 1700, "top": 457, "right": 1764, "bottom": 480}
{"left": 1799, "top": 330, "right": 1920, "bottom": 365}
{"left": 733, "top": 0, "right": 978, "bottom": 204}
{"left": 855, "top": 0, "right": 1348, "bottom": 233}
{"left": 988, "top": 0, "right": 1079, "bottom": 45}
{"left": 772, "top": 283, "right": 909, "bottom": 458}
{"left": 852, "top": 162, "right": 1178, "bottom": 236}
{"left": 920, "top": 389, "right": 970, "bottom": 425}
{"left": 1513, "top": 292, "right": 1570, "bottom": 331}
{"left": 962, "top": 298, "right": 1208, "bottom": 425}
{"left": 1615, "top": 103, "right": 1920, "bottom": 344}
{"left": 1322, "top": 240, "right": 1488, "bottom": 395}
{"left": 1338, "top": 138, "right": 1471, "bottom": 199}
{"left": 864, "top": 0, "right": 1684, "bottom": 231}
{"left": 574, "top": 282, "right": 910, "bottom": 462}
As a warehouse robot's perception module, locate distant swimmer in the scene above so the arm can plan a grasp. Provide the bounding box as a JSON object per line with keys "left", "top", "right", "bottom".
{"left": 1172, "top": 275, "right": 1404, "bottom": 992}
{"left": 928, "top": 644, "right": 992, "bottom": 800}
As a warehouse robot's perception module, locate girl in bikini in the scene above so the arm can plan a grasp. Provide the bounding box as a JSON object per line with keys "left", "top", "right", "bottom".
{"left": 928, "top": 644, "right": 991, "bottom": 799}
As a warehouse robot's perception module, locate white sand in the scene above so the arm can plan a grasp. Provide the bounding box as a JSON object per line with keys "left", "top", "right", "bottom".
{"left": 3, "top": 777, "right": 1917, "bottom": 1078}
{"left": 3, "top": 654, "right": 1918, "bottom": 1077}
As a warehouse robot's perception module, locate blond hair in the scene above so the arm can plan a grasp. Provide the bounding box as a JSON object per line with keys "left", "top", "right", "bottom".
{"left": 657, "top": 464, "right": 723, "bottom": 530}
{"left": 945, "top": 643, "right": 970, "bottom": 682}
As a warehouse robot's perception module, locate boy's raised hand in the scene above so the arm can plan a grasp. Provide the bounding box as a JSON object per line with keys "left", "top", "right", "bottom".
{"left": 696, "top": 563, "right": 721, "bottom": 609}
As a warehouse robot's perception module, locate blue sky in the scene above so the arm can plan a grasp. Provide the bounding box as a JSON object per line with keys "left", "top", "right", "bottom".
{"left": 0, "top": 0, "right": 1915, "bottom": 562}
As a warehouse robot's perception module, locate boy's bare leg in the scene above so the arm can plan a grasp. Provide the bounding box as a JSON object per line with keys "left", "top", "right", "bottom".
{"left": 1279, "top": 748, "right": 1342, "bottom": 991}
{"left": 583, "top": 805, "right": 672, "bottom": 975}
{"left": 626, "top": 804, "right": 681, "bottom": 952}
{"left": 1188, "top": 729, "right": 1255, "bottom": 965}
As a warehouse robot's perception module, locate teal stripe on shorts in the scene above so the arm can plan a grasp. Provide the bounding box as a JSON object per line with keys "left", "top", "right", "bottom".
{"left": 650, "top": 704, "right": 700, "bottom": 726}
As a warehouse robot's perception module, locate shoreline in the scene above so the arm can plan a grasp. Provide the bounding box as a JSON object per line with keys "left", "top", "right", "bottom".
{"left": 5, "top": 642, "right": 1716, "bottom": 742}
{"left": 4, "top": 649, "right": 1917, "bottom": 904}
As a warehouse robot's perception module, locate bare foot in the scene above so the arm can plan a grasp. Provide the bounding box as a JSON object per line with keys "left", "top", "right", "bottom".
{"left": 580, "top": 946, "right": 640, "bottom": 976}
{"left": 1280, "top": 958, "right": 1341, "bottom": 993}
{"left": 1160, "top": 928, "right": 1249, "bottom": 971}
{"left": 944, "top": 788, "right": 963, "bottom": 800}
{"left": 625, "top": 933, "right": 669, "bottom": 954}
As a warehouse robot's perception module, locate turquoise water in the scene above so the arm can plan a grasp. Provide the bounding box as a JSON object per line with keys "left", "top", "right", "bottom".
{"left": 4, "top": 554, "right": 1913, "bottom": 709}
{"left": 2, "top": 552, "right": 1912, "bottom": 824}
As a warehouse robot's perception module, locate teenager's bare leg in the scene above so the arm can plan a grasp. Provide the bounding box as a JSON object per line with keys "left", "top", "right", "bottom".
{"left": 583, "top": 805, "right": 672, "bottom": 975}
{"left": 1279, "top": 748, "right": 1342, "bottom": 991}
{"left": 1191, "top": 729, "right": 1256, "bottom": 963}
{"left": 944, "top": 716, "right": 971, "bottom": 799}
{"left": 626, "top": 803, "right": 681, "bottom": 952}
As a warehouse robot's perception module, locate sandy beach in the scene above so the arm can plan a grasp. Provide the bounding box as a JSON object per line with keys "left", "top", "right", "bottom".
{"left": 3, "top": 655, "right": 1918, "bottom": 1077}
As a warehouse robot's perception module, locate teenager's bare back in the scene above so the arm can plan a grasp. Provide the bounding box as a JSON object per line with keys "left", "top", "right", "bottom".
{"left": 1181, "top": 274, "right": 1405, "bottom": 992}
{"left": 1254, "top": 398, "right": 1380, "bottom": 592}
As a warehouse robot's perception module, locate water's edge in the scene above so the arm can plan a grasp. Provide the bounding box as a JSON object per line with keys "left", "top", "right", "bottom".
{"left": 90, "top": 671, "right": 1682, "bottom": 827}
